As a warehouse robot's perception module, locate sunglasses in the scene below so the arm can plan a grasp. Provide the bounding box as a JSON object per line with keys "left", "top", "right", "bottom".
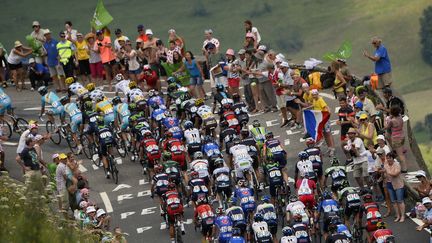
{"left": 60, "top": 35, "right": 66, "bottom": 38}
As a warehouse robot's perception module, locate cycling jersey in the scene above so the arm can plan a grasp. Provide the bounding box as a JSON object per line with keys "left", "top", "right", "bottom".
{"left": 162, "top": 117, "right": 182, "bottom": 139}
{"left": 163, "top": 138, "right": 185, "bottom": 156}
{"left": 68, "top": 82, "right": 87, "bottom": 97}
{"left": 304, "top": 147, "right": 322, "bottom": 176}
{"left": 151, "top": 106, "right": 167, "bottom": 122}
{"left": 296, "top": 178, "right": 316, "bottom": 208}
{"left": 184, "top": 128, "right": 201, "bottom": 144}
{"left": 222, "top": 110, "right": 239, "bottom": 130}
{"left": 83, "top": 111, "right": 98, "bottom": 134}
{"left": 229, "top": 144, "right": 253, "bottom": 173}
{"left": 295, "top": 159, "right": 315, "bottom": 179}
{"left": 326, "top": 232, "right": 350, "bottom": 243}
{"left": 97, "top": 126, "right": 115, "bottom": 145}
{"left": 361, "top": 202, "right": 382, "bottom": 232}
{"left": 141, "top": 138, "right": 161, "bottom": 164}
{"left": 280, "top": 236, "right": 298, "bottom": 243}
{"left": 292, "top": 223, "right": 310, "bottom": 243}
{"left": 0, "top": 88, "right": 12, "bottom": 115}
{"left": 264, "top": 138, "right": 286, "bottom": 167}
{"left": 147, "top": 95, "right": 165, "bottom": 107}
{"left": 89, "top": 89, "right": 104, "bottom": 102}
{"left": 127, "top": 88, "right": 144, "bottom": 103}
{"left": 336, "top": 224, "right": 352, "bottom": 238}
{"left": 96, "top": 99, "right": 114, "bottom": 126}
{"left": 214, "top": 215, "right": 233, "bottom": 243}
{"left": 252, "top": 221, "right": 272, "bottom": 242}
{"left": 372, "top": 229, "right": 394, "bottom": 242}
{"left": 188, "top": 177, "right": 208, "bottom": 202}
{"left": 264, "top": 162, "right": 283, "bottom": 197}
{"left": 324, "top": 166, "right": 348, "bottom": 191}
{"left": 64, "top": 103, "right": 82, "bottom": 133}
{"left": 163, "top": 160, "right": 181, "bottom": 183}
{"left": 164, "top": 190, "right": 183, "bottom": 217}
{"left": 232, "top": 101, "right": 248, "bottom": 122}
{"left": 213, "top": 167, "right": 231, "bottom": 188}
{"left": 257, "top": 203, "right": 277, "bottom": 228}
{"left": 339, "top": 187, "right": 361, "bottom": 217}
{"left": 228, "top": 236, "right": 246, "bottom": 243}
{"left": 152, "top": 172, "right": 169, "bottom": 196}
{"left": 195, "top": 204, "right": 215, "bottom": 227}
{"left": 202, "top": 141, "right": 221, "bottom": 158}
{"left": 286, "top": 201, "right": 308, "bottom": 224}
{"left": 190, "top": 159, "right": 209, "bottom": 179}
{"left": 220, "top": 128, "right": 238, "bottom": 151}
{"left": 233, "top": 187, "right": 255, "bottom": 212}
{"left": 250, "top": 127, "right": 267, "bottom": 149}
{"left": 318, "top": 199, "right": 339, "bottom": 216}
{"left": 115, "top": 79, "right": 130, "bottom": 95}
{"left": 241, "top": 136, "right": 259, "bottom": 157}
{"left": 226, "top": 206, "right": 246, "bottom": 230}
{"left": 197, "top": 105, "right": 213, "bottom": 120}
{"left": 41, "top": 91, "right": 64, "bottom": 115}
{"left": 114, "top": 103, "right": 130, "bottom": 131}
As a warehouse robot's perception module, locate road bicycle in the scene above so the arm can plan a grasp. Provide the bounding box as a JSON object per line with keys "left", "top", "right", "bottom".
{"left": 0, "top": 108, "right": 28, "bottom": 138}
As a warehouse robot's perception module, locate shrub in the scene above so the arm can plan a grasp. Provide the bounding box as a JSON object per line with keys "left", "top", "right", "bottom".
{"left": 420, "top": 5, "right": 432, "bottom": 65}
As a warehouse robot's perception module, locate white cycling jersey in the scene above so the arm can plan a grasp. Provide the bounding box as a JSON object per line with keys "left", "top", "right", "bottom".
{"left": 252, "top": 221, "right": 271, "bottom": 240}
{"left": 197, "top": 105, "right": 213, "bottom": 119}
{"left": 184, "top": 128, "right": 201, "bottom": 144}
{"left": 286, "top": 201, "right": 309, "bottom": 224}
{"left": 280, "top": 236, "right": 298, "bottom": 243}
{"left": 128, "top": 88, "right": 144, "bottom": 102}
{"left": 230, "top": 144, "right": 252, "bottom": 167}
{"left": 69, "top": 82, "right": 87, "bottom": 97}
{"left": 296, "top": 159, "right": 314, "bottom": 177}
{"left": 190, "top": 159, "right": 209, "bottom": 178}
{"left": 89, "top": 89, "right": 104, "bottom": 102}
{"left": 115, "top": 79, "right": 131, "bottom": 95}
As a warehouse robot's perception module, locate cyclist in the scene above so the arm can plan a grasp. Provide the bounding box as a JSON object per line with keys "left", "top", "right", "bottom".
{"left": 229, "top": 227, "right": 246, "bottom": 243}
{"left": 250, "top": 120, "right": 268, "bottom": 153}
{"left": 372, "top": 222, "right": 394, "bottom": 243}
{"left": 220, "top": 120, "right": 238, "bottom": 152}
{"left": 65, "top": 77, "right": 88, "bottom": 100}
{"left": 82, "top": 101, "right": 99, "bottom": 154}
{"left": 286, "top": 195, "right": 310, "bottom": 226}
{"left": 161, "top": 152, "right": 182, "bottom": 189}
{"left": 151, "top": 164, "right": 170, "bottom": 214}
{"left": 96, "top": 116, "right": 116, "bottom": 178}
{"left": 161, "top": 111, "right": 183, "bottom": 140}
{"left": 87, "top": 83, "right": 105, "bottom": 103}
{"left": 232, "top": 179, "right": 256, "bottom": 225}
{"left": 256, "top": 195, "right": 278, "bottom": 241}
{"left": 95, "top": 95, "right": 115, "bottom": 126}
{"left": 196, "top": 98, "right": 217, "bottom": 137}
{"left": 188, "top": 170, "right": 209, "bottom": 208}
{"left": 126, "top": 81, "right": 144, "bottom": 103}
{"left": 316, "top": 190, "right": 340, "bottom": 240}
{"left": 324, "top": 157, "right": 349, "bottom": 195}
{"left": 140, "top": 130, "right": 161, "bottom": 178}
{"left": 220, "top": 103, "right": 240, "bottom": 134}
{"left": 337, "top": 183, "right": 362, "bottom": 227}
{"left": 295, "top": 151, "right": 315, "bottom": 183}
{"left": 226, "top": 201, "right": 247, "bottom": 238}
{"left": 113, "top": 73, "right": 130, "bottom": 97}
{"left": 291, "top": 214, "right": 311, "bottom": 243}
{"left": 240, "top": 128, "right": 260, "bottom": 174}
{"left": 112, "top": 96, "right": 130, "bottom": 148}
{"left": 251, "top": 213, "right": 273, "bottom": 243}
{"left": 325, "top": 217, "right": 351, "bottom": 243}
{"left": 0, "top": 87, "right": 12, "bottom": 121}
{"left": 296, "top": 174, "right": 317, "bottom": 211}
{"left": 194, "top": 197, "right": 215, "bottom": 243}
{"left": 38, "top": 86, "right": 65, "bottom": 124}
{"left": 149, "top": 103, "right": 167, "bottom": 137}
{"left": 232, "top": 93, "right": 249, "bottom": 128}
{"left": 163, "top": 182, "right": 185, "bottom": 242}
{"left": 280, "top": 226, "right": 298, "bottom": 243}
{"left": 263, "top": 160, "right": 284, "bottom": 204}
{"left": 263, "top": 131, "right": 289, "bottom": 184}
{"left": 360, "top": 189, "right": 382, "bottom": 243}
{"left": 162, "top": 131, "right": 187, "bottom": 174}
{"left": 202, "top": 135, "right": 222, "bottom": 173}
{"left": 213, "top": 83, "right": 232, "bottom": 114}
{"left": 229, "top": 138, "right": 254, "bottom": 183}
{"left": 183, "top": 120, "right": 202, "bottom": 159}
{"left": 60, "top": 96, "right": 83, "bottom": 153}
{"left": 190, "top": 151, "right": 210, "bottom": 188}
{"left": 212, "top": 158, "right": 232, "bottom": 208}
{"left": 304, "top": 138, "right": 324, "bottom": 187}
{"left": 147, "top": 89, "right": 165, "bottom": 107}
{"left": 213, "top": 207, "right": 233, "bottom": 243}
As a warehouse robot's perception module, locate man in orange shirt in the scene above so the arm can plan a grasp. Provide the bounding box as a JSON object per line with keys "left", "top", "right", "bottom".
{"left": 95, "top": 30, "right": 118, "bottom": 91}
{"left": 136, "top": 24, "right": 148, "bottom": 43}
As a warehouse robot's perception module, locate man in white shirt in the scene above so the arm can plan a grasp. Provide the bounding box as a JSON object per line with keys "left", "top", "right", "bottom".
{"left": 202, "top": 29, "right": 220, "bottom": 54}
{"left": 345, "top": 127, "right": 369, "bottom": 187}
{"left": 113, "top": 29, "right": 130, "bottom": 51}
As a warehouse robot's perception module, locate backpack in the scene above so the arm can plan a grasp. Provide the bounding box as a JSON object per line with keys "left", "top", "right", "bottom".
{"left": 320, "top": 72, "right": 335, "bottom": 89}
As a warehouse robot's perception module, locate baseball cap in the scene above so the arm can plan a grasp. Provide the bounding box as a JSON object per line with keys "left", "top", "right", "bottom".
{"left": 76, "top": 33, "right": 83, "bottom": 37}
{"left": 376, "top": 147, "right": 385, "bottom": 155}
{"left": 86, "top": 206, "right": 96, "bottom": 214}
{"left": 52, "top": 153, "right": 60, "bottom": 160}
{"left": 96, "top": 30, "right": 103, "bottom": 35}
{"left": 59, "top": 153, "right": 68, "bottom": 160}
{"left": 114, "top": 28, "right": 122, "bottom": 34}
{"left": 280, "top": 61, "right": 289, "bottom": 68}
{"left": 258, "top": 45, "right": 267, "bottom": 51}
{"left": 416, "top": 170, "right": 427, "bottom": 178}
{"left": 117, "top": 36, "right": 126, "bottom": 42}
{"left": 347, "top": 127, "right": 357, "bottom": 134}
{"left": 383, "top": 87, "right": 393, "bottom": 94}
{"left": 359, "top": 113, "right": 368, "bottom": 120}
{"left": 422, "top": 197, "right": 432, "bottom": 205}
{"left": 145, "top": 29, "right": 153, "bottom": 35}
{"left": 44, "top": 29, "right": 51, "bottom": 35}
{"left": 204, "top": 42, "right": 216, "bottom": 50}
{"left": 377, "top": 135, "right": 386, "bottom": 141}
{"left": 136, "top": 38, "right": 143, "bottom": 43}
{"left": 354, "top": 101, "right": 363, "bottom": 109}
{"left": 311, "top": 89, "right": 319, "bottom": 95}
{"left": 137, "top": 24, "right": 144, "bottom": 31}
{"left": 238, "top": 49, "right": 246, "bottom": 55}
{"left": 28, "top": 58, "right": 35, "bottom": 64}
{"left": 32, "top": 21, "right": 40, "bottom": 26}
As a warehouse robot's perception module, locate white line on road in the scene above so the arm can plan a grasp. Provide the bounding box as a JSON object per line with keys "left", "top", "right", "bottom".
{"left": 284, "top": 139, "right": 290, "bottom": 146}
{"left": 320, "top": 93, "right": 336, "bottom": 100}
{"left": 3, "top": 141, "right": 18, "bottom": 146}
{"left": 78, "top": 164, "right": 87, "bottom": 173}
{"left": 137, "top": 226, "right": 152, "bottom": 234}
{"left": 92, "top": 164, "right": 99, "bottom": 170}
{"left": 100, "top": 192, "right": 113, "bottom": 213}
{"left": 266, "top": 119, "right": 279, "bottom": 127}
{"left": 139, "top": 179, "right": 149, "bottom": 185}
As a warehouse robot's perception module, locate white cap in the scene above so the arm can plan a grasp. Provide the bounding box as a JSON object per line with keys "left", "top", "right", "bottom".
{"left": 422, "top": 197, "right": 432, "bottom": 205}
{"left": 302, "top": 83, "right": 310, "bottom": 88}
{"left": 86, "top": 206, "right": 96, "bottom": 214}
{"left": 96, "top": 208, "right": 106, "bottom": 218}
{"left": 32, "top": 21, "right": 40, "bottom": 26}
{"left": 276, "top": 53, "right": 285, "bottom": 61}
{"left": 44, "top": 29, "right": 51, "bottom": 35}
{"left": 204, "top": 29, "right": 213, "bottom": 34}
{"left": 33, "top": 134, "right": 43, "bottom": 141}
{"left": 311, "top": 89, "right": 319, "bottom": 95}
{"left": 258, "top": 45, "right": 267, "bottom": 51}
{"left": 416, "top": 170, "right": 427, "bottom": 178}
{"left": 28, "top": 58, "right": 35, "bottom": 64}
{"left": 377, "top": 135, "right": 386, "bottom": 141}
{"left": 280, "top": 61, "right": 289, "bottom": 68}
{"left": 79, "top": 201, "right": 88, "bottom": 209}
{"left": 145, "top": 29, "right": 153, "bottom": 35}
{"left": 168, "top": 29, "right": 176, "bottom": 34}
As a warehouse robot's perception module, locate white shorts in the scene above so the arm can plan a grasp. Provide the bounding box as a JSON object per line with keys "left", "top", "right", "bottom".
{"left": 48, "top": 65, "right": 65, "bottom": 77}
{"left": 234, "top": 159, "right": 252, "bottom": 178}
{"left": 276, "top": 95, "right": 286, "bottom": 108}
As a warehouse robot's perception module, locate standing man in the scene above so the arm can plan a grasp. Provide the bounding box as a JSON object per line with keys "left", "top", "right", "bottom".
{"left": 238, "top": 49, "right": 255, "bottom": 111}
{"left": 202, "top": 29, "right": 220, "bottom": 54}
{"left": 56, "top": 32, "right": 75, "bottom": 79}
{"left": 345, "top": 128, "right": 369, "bottom": 188}
{"left": 43, "top": 29, "right": 66, "bottom": 92}
{"left": 30, "top": 20, "right": 46, "bottom": 64}
{"left": 95, "top": 30, "right": 118, "bottom": 91}
{"left": 363, "top": 36, "right": 392, "bottom": 89}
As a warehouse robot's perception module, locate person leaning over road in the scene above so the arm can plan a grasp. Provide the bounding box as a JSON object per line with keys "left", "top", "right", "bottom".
{"left": 376, "top": 87, "right": 405, "bottom": 116}
{"left": 43, "top": 29, "right": 67, "bottom": 92}
{"left": 7, "top": 41, "right": 33, "bottom": 91}
{"left": 416, "top": 197, "right": 432, "bottom": 231}
{"left": 33, "top": 134, "right": 47, "bottom": 174}
{"left": 57, "top": 31, "right": 76, "bottom": 78}
{"left": 363, "top": 36, "right": 392, "bottom": 89}
{"left": 383, "top": 152, "right": 405, "bottom": 222}
{"left": 16, "top": 122, "right": 39, "bottom": 174}
{"left": 383, "top": 106, "right": 407, "bottom": 173}
{"left": 345, "top": 127, "right": 370, "bottom": 188}
{"left": 281, "top": 64, "right": 302, "bottom": 128}
{"left": 414, "top": 170, "right": 432, "bottom": 199}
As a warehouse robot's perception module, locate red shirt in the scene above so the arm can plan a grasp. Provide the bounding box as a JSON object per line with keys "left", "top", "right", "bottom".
{"left": 296, "top": 178, "right": 316, "bottom": 195}
{"left": 373, "top": 229, "right": 393, "bottom": 241}
{"left": 269, "top": 70, "right": 284, "bottom": 96}
{"left": 195, "top": 204, "right": 214, "bottom": 219}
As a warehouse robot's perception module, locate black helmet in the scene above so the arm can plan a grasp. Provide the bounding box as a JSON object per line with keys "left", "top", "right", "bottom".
{"left": 240, "top": 128, "right": 249, "bottom": 136}
{"left": 220, "top": 120, "right": 228, "bottom": 129}
{"left": 59, "top": 96, "right": 69, "bottom": 105}
{"left": 84, "top": 101, "right": 93, "bottom": 111}
{"left": 232, "top": 137, "right": 241, "bottom": 146}
{"left": 112, "top": 96, "right": 121, "bottom": 105}
{"left": 38, "top": 86, "right": 48, "bottom": 96}
{"left": 214, "top": 158, "right": 224, "bottom": 167}
{"left": 232, "top": 93, "right": 240, "bottom": 102}
{"left": 331, "top": 157, "right": 340, "bottom": 166}
{"left": 167, "top": 76, "right": 177, "bottom": 84}
{"left": 252, "top": 120, "right": 260, "bottom": 127}
{"left": 265, "top": 131, "right": 274, "bottom": 139}
{"left": 216, "top": 83, "right": 224, "bottom": 92}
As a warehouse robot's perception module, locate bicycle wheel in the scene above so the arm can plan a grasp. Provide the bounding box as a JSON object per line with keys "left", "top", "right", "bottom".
{"left": 109, "top": 156, "right": 119, "bottom": 184}
{"left": 0, "top": 120, "right": 12, "bottom": 139}
{"left": 65, "top": 132, "right": 78, "bottom": 154}
{"left": 80, "top": 134, "right": 93, "bottom": 160}
{"left": 115, "top": 140, "right": 127, "bottom": 158}
{"left": 14, "top": 117, "right": 28, "bottom": 136}
{"left": 46, "top": 121, "right": 61, "bottom": 144}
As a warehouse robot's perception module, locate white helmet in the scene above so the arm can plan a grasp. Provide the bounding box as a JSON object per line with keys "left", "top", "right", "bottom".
{"left": 115, "top": 73, "right": 124, "bottom": 82}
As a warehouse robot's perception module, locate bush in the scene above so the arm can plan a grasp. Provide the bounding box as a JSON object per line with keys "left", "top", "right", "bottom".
{"left": 0, "top": 172, "right": 97, "bottom": 243}
{"left": 420, "top": 5, "right": 432, "bottom": 65}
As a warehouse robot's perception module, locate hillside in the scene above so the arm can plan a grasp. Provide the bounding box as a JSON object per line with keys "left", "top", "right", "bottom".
{"left": 0, "top": 0, "right": 431, "bottom": 125}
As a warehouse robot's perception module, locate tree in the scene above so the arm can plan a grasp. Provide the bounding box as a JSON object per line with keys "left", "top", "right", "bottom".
{"left": 420, "top": 5, "right": 432, "bottom": 65}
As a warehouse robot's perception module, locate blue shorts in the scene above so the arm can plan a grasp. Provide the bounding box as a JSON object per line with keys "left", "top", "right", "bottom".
{"left": 386, "top": 182, "right": 404, "bottom": 203}
{"left": 85, "top": 123, "right": 97, "bottom": 135}
{"left": 104, "top": 113, "right": 115, "bottom": 126}
{"left": 120, "top": 116, "right": 129, "bottom": 131}
{"left": 272, "top": 153, "right": 287, "bottom": 167}
{"left": 190, "top": 76, "right": 203, "bottom": 86}
{"left": 129, "top": 68, "right": 142, "bottom": 75}
{"left": 0, "top": 98, "right": 12, "bottom": 115}
{"left": 71, "top": 114, "right": 83, "bottom": 133}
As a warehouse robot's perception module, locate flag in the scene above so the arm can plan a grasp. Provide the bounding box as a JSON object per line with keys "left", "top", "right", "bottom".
{"left": 336, "top": 40, "right": 352, "bottom": 59}
{"left": 90, "top": 0, "right": 113, "bottom": 30}
{"left": 302, "top": 110, "right": 330, "bottom": 142}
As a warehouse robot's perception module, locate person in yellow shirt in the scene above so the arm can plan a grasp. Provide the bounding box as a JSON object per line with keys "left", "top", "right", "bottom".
{"left": 75, "top": 33, "right": 91, "bottom": 83}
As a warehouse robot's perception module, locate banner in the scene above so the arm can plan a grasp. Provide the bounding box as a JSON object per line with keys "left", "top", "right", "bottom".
{"left": 90, "top": 0, "right": 113, "bottom": 30}
{"left": 322, "top": 40, "right": 352, "bottom": 61}
{"left": 303, "top": 110, "right": 330, "bottom": 142}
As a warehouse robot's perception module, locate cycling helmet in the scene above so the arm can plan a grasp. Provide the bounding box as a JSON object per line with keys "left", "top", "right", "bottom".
{"left": 164, "top": 131, "right": 173, "bottom": 138}
{"left": 305, "top": 137, "right": 315, "bottom": 146}
{"left": 148, "top": 89, "right": 156, "bottom": 97}
{"left": 204, "top": 135, "right": 213, "bottom": 143}
{"left": 143, "top": 130, "right": 152, "bottom": 137}
{"left": 254, "top": 213, "right": 264, "bottom": 222}
{"left": 164, "top": 110, "right": 172, "bottom": 117}
{"left": 265, "top": 131, "right": 274, "bottom": 139}
{"left": 282, "top": 226, "right": 294, "bottom": 236}
{"left": 362, "top": 193, "right": 373, "bottom": 201}
{"left": 223, "top": 103, "right": 231, "bottom": 110}
{"left": 167, "top": 82, "right": 178, "bottom": 92}
{"left": 59, "top": 96, "right": 69, "bottom": 105}
{"left": 289, "top": 195, "right": 298, "bottom": 203}
{"left": 128, "top": 103, "right": 137, "bottom": 112}
{"left": 261, "top": 195, "right": 271, "bottom": 203}
{"left": 322, "top": 190, "right": 333, "bottom": 200}
{"left": 214, "top": 158, "right": 224, "bottom": 167}
{"left": 128, "top": 81, "right": 137, "bottom": 89}
{"left": 84, "top": 101, "right": 93, "bottom": 111}
{"left": 167, "top": 76, "right": 176, "bottom": 84}
{"left": 298, "top": 151, "right": 309, "bottom": 160}
{"left": 240, "top": 128, "right": 249, "bottom": 136}
{"left": 216, "top": 207, "right": 224, "bottom": 215}
{"left": 232, "top": 137, "right": 241, "bottom": 146}
{"left": 376, "top": 221, "right": 387, "bottom": 229}
{"left": 197, "top": 196, "right": 207, "bottom": 205}
{"left": 292, "top": 214, "right": 302, "bottom": 222}
{"left": 114, "top": 73, "right": 124, "bottom": 82}
{"left": 168, "top": 182, "right": 176, "bottom": 190}
{"left": 232, "top": 93, "right": 240, "bottom": 102}
{"left": 216, "top": 83, "right": 224, "bottom": 92}
{"left": 86, "top": 83, "right": 95, "bottom": 92}
{"left": 111, "top": 96, "right": 121, "bottom": 105}
{"left": 232, "top": 227, "right": 241, "bottom": 236}
{"left": 193, "top": 151, "right": 204, "bottom": 160}
{"left": 190, "top": 171, "right": 199, "bottom": 179}
{"left": 96, "top": 116, "right": 104, "bottom": 126}
{"left": 252, "top": 120, "right": 261, "bottom": 127}
{"left": 331, "top": 157, "right": 340, "bottom": 166}
{"left": 65, "top": 77, "right": 75, "bottom": 86}
{"left": 184, "top": 120, "right": 193, "bottom": 129}
{"left": 195, "top": 98, "right": 204, "bottom": 107}
{"left": 162, "top": 151, "right": 172, "bottom": 160}
{"left": 96, "top": 95, "right": 105, "bottom": 103}
{"left": 38, "top": 86, "right": 48, "bottom": 96}
{"left": 220, "top": 120, "right": 228, "bottom": 129}
{"left": 150, "top": 102, "right": 159, "bottom": 109}
{"left": 154, "top": 164, "right": 163, "bottom": 173}
{"left": 330, "top": 216, "right": 341, "bottom": 226}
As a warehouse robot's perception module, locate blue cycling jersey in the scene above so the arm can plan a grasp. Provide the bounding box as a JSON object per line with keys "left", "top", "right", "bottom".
{"left": 337, "top": 224, "right": 352, "bottom": 238}
{"left": 147, "top": 95, "right": 165, "bottom": 107}
{"left": 151, "top": 107, "right": 166, "bottom": 122}
{"left": 64, "top": 103, "right": 81, "bottom": 118}
{"left": 233, "top": 187, "right": 255, "bottom": 211}
{"left": 41, "top": 92, "right": 61, "bottom": 108}
{"left": 228, "top": 236, "right": 246, "bottom": 243}
{"left": 318, "top": 199, "right": 340, "bottom": 214}
{"left": 162, "top": 117, "right": 180, "bottom": 129}
{"left": 202, "top": 142, "right": 221, "bottom": 157}
{"left": 214, "top": 215, "right": 233, "bottom": 242}
{"left": 114, "top": 103, "right": 130, "bottom": 118}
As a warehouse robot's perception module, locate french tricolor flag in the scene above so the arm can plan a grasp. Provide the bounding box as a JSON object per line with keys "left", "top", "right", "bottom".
{"left": 302, "top": 110, "right": 330, "bottom": 142}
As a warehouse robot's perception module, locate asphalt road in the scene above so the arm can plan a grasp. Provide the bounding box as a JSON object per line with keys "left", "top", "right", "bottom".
{"left": 3, "top": 82, "right": 429, "bottom": 243}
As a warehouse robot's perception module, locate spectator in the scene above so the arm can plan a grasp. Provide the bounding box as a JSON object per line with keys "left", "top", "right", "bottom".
{"left": 113, "top": 28, "right": 130, "bottom": 52}
{"left": 7, "top": 41, "right": 33, "bottom": 91}
{"left": 204, "top": 42, "right": 225, "bottom": 92}
{"left": 337, "top": 96, "right": 355, "bottom": 151}
{"left": 355, "top": 113, "right": 377, "bottom": 147}
{"left": 374, "top": 147, "right": 393, "bottom": 215}
{"left": 202, "top": 29, "right": 220, "bottom": 54}
{"left": 345, "top": 127, "right": 369, "bottom": 187}
{"left": 0, "top": 123, "right": 6, "bottom": 171}
{"left": 47, "top": 153, "right": 60, "bottom": 187}
{"left": 155, "top": 40, "right": 168, "bottom": 77}
{"left": 30, "top": 20, "right": 46, "bottom": 50}
{"left": 85, "top": 33, "right": 103, "bottom": 85}
{"left": 136, "top": 24, "right": 148, "bottom": 43}
{"left": 33, "top": 134, "right": 47, "bottom": 173}
{"left": 16, "top": 123, "right": 38, "bottom": 174}
{"left": 96, "top": 208, "right": 112, "bottom": 231}
{"left": 337, "top": 58, "right": 353, "bottom": 86}
{"left": 177, "top": 51, "right": 205, "bottom": 98}
{"left": 272, "top": 61, "right": 289, "bottom": 127}
{"left": 56, "top": 32, "right": 75, "bottom": 78}
{"left": 0, "top": 42, "right": 6, "bottom": 87}
{"left": 55, "top": 153, "right": 70, "bottom": 215}
{"left": 383, "top": 152, "right": 405, "bottom": 222}
{"left": 43, "top": 29, "right": 66, "bottom": 92}
{"left": 376, "top": 134, "right": 391, "bottom": 154}
{"left": 243, "top": 32, "right": 256, "bottom": 50}
{"left": 414, "top": 170, "right": 432, "bottom": 198}
{"left": 64, "top": 21, "right": 78, "bottom": 42}
{"left": 357, "top": 88, "right": 377, "bottom": 118}
{"left": 28, "top": 58, "right": 50, "bottom": 90}
{"left": 75, "top": 33, "right": 91, "bottom": 83}
{"left": 112, "top": 227, "right": 128, "bottom": 243}
{"left": 123, "top": 42, "right": 141, "bottom": 82}
{"left": 224, "top": 49, "right": 241, "bottom": 95}
{"left": 244, "top": 50, "right": 261, "bottom": 112}
{"left": 416, "top": 197, "right": 432, "bottom": 231}
{"left": 346, "top": 86, "right": 357, "bottom": 108}
{"left": 384, "top": 106, "right": 407, "bottom": 172}
{"left": 376, "top": 87, "right": 405, "bottom": 116}
{"left": 167, "top": 29, "right": 185, "bottom": 55}
{"left": 330, "top": 61, "right": 347, "bottom": 98}
{"left": 145, "top": 29, "right": 159, "bottom": 47}
{"left": 95, "top": 30, "right": 118, "bottom": 91}
{"left": 244, "top": 20, "right": 262, "bottom": 46}
{"left": 20, "top": 137, "right": 41, "bottom": 176}
{"left": 255, "top": 53, "right": 278, "bottom": 113}
{"left": 238, "top": 49, "right": 254, "bottom": 110}
{"left": 363, "top": 36, "right": 392, "bottom": 88}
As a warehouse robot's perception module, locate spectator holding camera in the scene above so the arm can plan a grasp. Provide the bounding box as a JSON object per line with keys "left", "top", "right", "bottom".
{"left": 345, "top": 127, "right": 369, "bottom": 187}
{"left": 383, "top": 152, "right": 405, "bottom": 222}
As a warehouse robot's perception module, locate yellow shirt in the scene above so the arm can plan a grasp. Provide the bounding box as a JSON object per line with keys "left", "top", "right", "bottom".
{"left": 303, "top": 92, "right": 313, "bottom": 104}
{"left": 311, "top": 97, "right": 328, "bottom": 112}
{"left": 96, "top": 100, "right": 114, "bottom": 115}
{"left": 76, "top": 40, "right": 90, "bottom": 60}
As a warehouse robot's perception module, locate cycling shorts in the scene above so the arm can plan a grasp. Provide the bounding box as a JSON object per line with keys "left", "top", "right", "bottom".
{"left": 269, "top": 181, "right": 284, "bottom": 197}
{"left": 366, "top": 220, "right": 381, "bottom": 232}
{"left": 70, "top": 114, "right": 83, "bottom": 133}
{"left": 200, "top": 223, "right": 213, "bottom": 237}
{"left": 120, "top": 116, "right": 129, "bottom": 131}
{"left": 85, "top": 123, "right": 97, "bottom": 135}
{"left": 271, "top": 153, "right": 287, "bottom": 167}
{"left": 171, "top": 153, "right": 186, "bottom": 171}
{"left": 99, "top": 141, "right": 115, "bottom": 156}
{"left": 215, "top": 187, "right": 232, "bottom": 199}
{"left": 48, "top": 106, "right": 65, "bottom": 116}
{"left": 166, "top": 204, "right": 184, "bottom": 224}
{"left": 344, "top": 204, "right": 361, "bottom": 218}
{"left": 299, "top": 194, "right": 316, "bottom": 209}
{"left": 103, "top": 113, "right": 115, "bottom": 126}
{"left": 0, "top": 98, "right": 12, "bottom": 115}
{"left": 187, "top": 143, "right": 202, "bottom": 156}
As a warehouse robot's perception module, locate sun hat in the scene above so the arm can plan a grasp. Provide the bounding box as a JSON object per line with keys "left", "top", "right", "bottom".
{"left": 225, "top": 49, "right": 235, "bottom": 56}
{"left": 377, "top": 135, "right": 386, "bottom": 141}
{"left": 136, "top": 38, "right": 143, "bottom": 43}
{"left": 347, "top": 127, "right": 357, "bottom": 134}
{"left": 96, "top": 209, "right": 106, "bottom": 218}
{"left": 52, "top": 153, "right": 60, "bottom": 160}
{"left": 32, "top": 21, "right": 40, "bottom": 26}
{"left": 359, "top": 113, "right": 368, "bottom": 120}
{"left": 416, "top": 170, "right": 427, "bottom": 178}
{"left": 85, "top": 33, "right": 95, "bottom": 40}
{"left": 376, "top": 147, "right": 385, "bottom": 155}
{"left": 79, "top": 201, "right": 88, "bottom": 209}
{"left": 422, "top": 197, "right": 432, "bottom": 205}
{"left": 204, "top": 29, "right": 213, "bottom": 34}
{"left": 28, "top": 58, "right": 35, "bottom": 64}
{"left": 168, "top": 29, "right": 176, "bottom": 34}
{"left": 276, "top": 53, "right": 285, "bottom": 61}
{"left": 14, "top": 41, "right": 23, "bottom": 48}
{"left": 86, "top": 206, "right": 96, "bottom": 214}
{"left": 258, "top": 45, "right": 267, "bottom": 51}
{"left": 44, "top": 29, "right": 51, "bottom": 35}
{"left": 58, "top": 153, "right": 68, "bottom": 160}
{"left": 117, "top": 36, "right": 126, "bottom": 42}
{"left": 280, "top": 61, "right": 289, "bottom": 68}
{"left": 145, "top": 29, "right": 153, "bottom": 35}
{"left": 238, "top": 49, "right": 246, "bottom": 55}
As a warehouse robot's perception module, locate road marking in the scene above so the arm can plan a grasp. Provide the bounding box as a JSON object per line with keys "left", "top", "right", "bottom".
{"left": 24, "top": 106, "right": 51, "bottom": 111}
{"left": 406, "top": 213, "right": 431, "bottom": 234}
{"left": 118, "top": 194, "right": 134, "bottom": 202}
{"left": 78, "top": 164, "right": 87, "bottom": 173}
{"left": 320, "top": 93, "right": 336, "bottom": 100}
{"left": 160, "top": 218, "right": 194, "bottom": 230}
{"left": 334, "top": 106, "right": 340, "bottom": 114}
{"left": 121, "top": 211, "right": 136, "bottom": 219}
{"left": 266, "top": 119, "right": 279, "bottom": 127}
{"left": 137, "top": 226, "right": 152, "bottom": 234}
{"left": 141, "top": 206, "right": 157, "bottom": 215}
{"left": 137, "top": 190, "right": 152, "bottom": 197}
{"left": 284, "top": 139, "right": 290, "bottom": 146}
{"left": 99, "top": 192, "right": 113, "bottom": 213}
{"left": 115, "top": 157, "right": 123, "bottom": 165}
{"left": 92, "top": 164, "right": 99, "bottom": 170}
{"left": 286, "top": 130, "right": 301, "bottom": 136}
{"left": 139, "top": 179, "right": 149, "bottom": 185}
{"left": 3, "top": 141, "right": 18, "bottom": 146}
{"left": 249, "top": 112, "right": 263, "bottom": 117}
{"left": 299, "top": 138, "right": 306, "bottom": 143}
{"left": 113, "top": 184, "right": 132, "bottom": 192}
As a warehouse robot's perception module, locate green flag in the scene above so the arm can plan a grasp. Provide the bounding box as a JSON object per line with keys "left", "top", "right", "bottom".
{"left": 336, "top": 40, "right": 352, "bottom": 59}
{"left": 323, "top": 52, "right": 338, "bottom": 62}
{"left": 90, "top": 0, "right": 113, "bottom": 30}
